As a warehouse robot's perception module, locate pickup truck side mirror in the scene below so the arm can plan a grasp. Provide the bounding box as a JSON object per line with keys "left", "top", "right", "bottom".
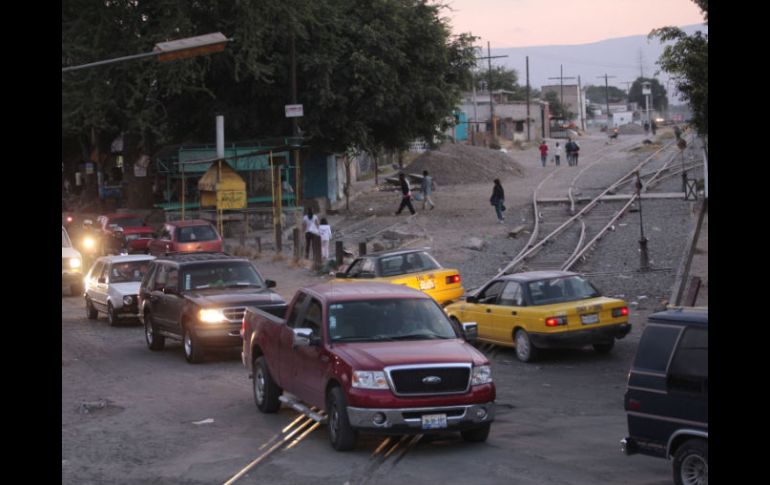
{"left": 293, "top": 328, "right": 319, "bottom": 347}
{"left": 98, "top": 277, "right": 107, "bottom": 284}
{"left": 334, "top": 272, "right": 347, "bottom": 278}
{"left": 162, "top": 286, "right": 179, "bottom": 296}
{"left": 461, "top": 322, "right": 478, "bottom": 343}
{"left": 265, "top": 279, "right": 276, "bottom": 288}
{"left": 465, "top": 295, "right": 478, "bottom": 304}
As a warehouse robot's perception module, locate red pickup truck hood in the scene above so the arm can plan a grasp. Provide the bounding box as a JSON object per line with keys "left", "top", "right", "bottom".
{"left": 332, "top": 340, "right": 488, "bottom": 369}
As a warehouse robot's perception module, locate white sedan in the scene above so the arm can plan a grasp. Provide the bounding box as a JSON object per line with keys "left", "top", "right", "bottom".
{"left": 84, "top": 254, "right": 155, "bottom": 325}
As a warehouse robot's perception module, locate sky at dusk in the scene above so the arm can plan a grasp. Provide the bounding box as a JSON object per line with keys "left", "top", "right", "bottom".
{"left": 443, "top": 0, "right": 706, "bottom": 47}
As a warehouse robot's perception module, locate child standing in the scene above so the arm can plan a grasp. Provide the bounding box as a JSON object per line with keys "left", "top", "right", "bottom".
{"left": 318, "top": 218, "right": 332, "bottom": 260}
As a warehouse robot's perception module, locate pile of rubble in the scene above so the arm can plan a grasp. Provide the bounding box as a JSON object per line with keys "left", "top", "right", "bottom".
{"left": 406, "top": 142, "right": 525, "bottom": 186}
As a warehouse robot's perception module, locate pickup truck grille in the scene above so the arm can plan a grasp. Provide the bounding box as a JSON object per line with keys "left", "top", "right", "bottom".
{"left": 387, "top": 364, "right": 471, "bottom": 396}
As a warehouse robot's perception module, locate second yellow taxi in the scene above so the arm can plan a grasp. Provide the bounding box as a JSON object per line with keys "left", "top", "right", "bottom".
{"left": 444, "top": 271, "right": 630, "bottom": 362}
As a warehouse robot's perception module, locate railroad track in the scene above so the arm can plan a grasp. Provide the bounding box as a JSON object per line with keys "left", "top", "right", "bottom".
{"left": 222, "top": 406, "right": 422, "bottom": 485}
{"left": 494, "top": 135, "right": 696, "bottom": 278}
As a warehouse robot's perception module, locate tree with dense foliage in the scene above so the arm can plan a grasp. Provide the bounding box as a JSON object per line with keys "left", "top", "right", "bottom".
{"left": 585, "top": 85, "right": 627, "bottom": 105}
{"left": 628, "top": 78, "right": 668, "bottom": 114}
{"left": 650, "top": 0, "right": 708, "bottom": 135}
{"left": 62, "top": 0, "right": 478, "bottom": 208}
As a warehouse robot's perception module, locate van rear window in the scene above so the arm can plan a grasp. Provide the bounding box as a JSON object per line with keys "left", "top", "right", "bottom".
{"left": 632, "top": 325, "right": 682, "bottom": 373}
{"left": 176, "top": 225, "right": 217, "bottom": 242}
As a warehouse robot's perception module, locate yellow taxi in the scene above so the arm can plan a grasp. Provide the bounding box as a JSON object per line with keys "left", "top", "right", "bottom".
{"left": 333, "top": 249, "right": 464, "bottom": 305}
{"left": 444, "top": 271, "right": 630, "bottom": 362}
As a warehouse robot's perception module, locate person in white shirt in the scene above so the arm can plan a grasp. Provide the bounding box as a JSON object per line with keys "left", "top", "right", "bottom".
{"left": 318, "top": 218, "right": 332, "bottom": 260}
{"left": 302, "top": 207, "right": 321, "bottom": 260}
{"left": 554, "top": 142, "right": 562, "bottom": 166}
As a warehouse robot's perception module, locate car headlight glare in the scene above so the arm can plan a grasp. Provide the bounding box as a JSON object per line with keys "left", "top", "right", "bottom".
{"left": 199, "top": 308, "right": 227, "bottom": 323}
{"left": 83, "top": 237, "right": 96, "bottom": 250}
{"left": 69, "top": 257, "right": 81, "bottom": 269}
{"left": 352, "top": 371, "right": 389, "bottom": 390}
{"left": 471, "top": 365, "right": 493, "bottom": 385}
{"left": 123, "top": 295, "right": 134, "bottom": 306}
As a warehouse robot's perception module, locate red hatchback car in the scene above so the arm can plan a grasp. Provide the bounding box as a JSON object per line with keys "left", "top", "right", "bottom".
{"left": 147, "top": 219, "right": 223, "bottom": 256}
{"left": 98, "top": 213, "right": 155, "bottom": 253}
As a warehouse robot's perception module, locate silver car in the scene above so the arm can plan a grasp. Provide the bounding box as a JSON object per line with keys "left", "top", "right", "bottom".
{"left": 84, "top": 255, "right": 155, "bottom": 325}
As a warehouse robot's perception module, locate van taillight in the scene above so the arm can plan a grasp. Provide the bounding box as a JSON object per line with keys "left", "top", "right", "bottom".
{"left": 446, "top": 275, "right": 461, "bottom": 285}
{"left": 613, "top": 307, "right": 629, "bottom": 318}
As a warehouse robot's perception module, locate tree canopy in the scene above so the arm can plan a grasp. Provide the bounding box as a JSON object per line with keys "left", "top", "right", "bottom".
{"left": 628, "top": 78, "right": 668, "bottom": 114}
{"left": 650, "top": 0, "right": 708, "bottom": 134}
{"left": 62, "top": 0, "right": 478, "bottom": 207}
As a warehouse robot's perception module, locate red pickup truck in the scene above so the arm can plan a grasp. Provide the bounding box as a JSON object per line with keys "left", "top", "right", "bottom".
{"left": 241, "top": 281, "right": 495, "bottom": 451}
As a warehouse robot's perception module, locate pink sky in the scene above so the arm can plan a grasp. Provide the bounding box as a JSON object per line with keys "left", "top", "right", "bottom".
{"left": 443, "top": 0, "right": 706, "bottom": 47}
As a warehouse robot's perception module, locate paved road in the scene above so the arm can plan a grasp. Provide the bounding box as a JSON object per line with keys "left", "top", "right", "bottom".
{"left": 63, "top": 290, "right": 671, "bottom": 485}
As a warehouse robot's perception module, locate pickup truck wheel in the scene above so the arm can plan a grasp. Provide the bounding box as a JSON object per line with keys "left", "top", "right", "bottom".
{"left": 85, "top": 297, "right": 98, "bottom": 320}
{"left": 514, "top": 329, "right": 538, "bottom": 363}
{"left": 144, "top": 312, "right": 165, "bottom": 351}
{"left": 107, "top": 302, "right": 118, "bottom": 327}
{"left": 461, "top": 422, "right": 491, "bottom": 442}
{"left": 673, "top": 439, "right": 708, "bottom": 485}
{"left": 183, "top": 326, "right": 204, "bottom": 364}
{"left": 253, "top": 357, "right": 281, "bottom": 413}
{"left": 327, "top": 387, "right": 357, "bottom": 451}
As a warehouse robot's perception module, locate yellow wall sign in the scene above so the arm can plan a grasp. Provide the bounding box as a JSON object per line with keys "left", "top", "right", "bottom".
{"left": 217, "top": 190, "right": 247, "bottom": 209}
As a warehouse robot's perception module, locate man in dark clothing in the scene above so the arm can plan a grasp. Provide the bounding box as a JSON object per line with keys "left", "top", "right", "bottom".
{"left": 395, "top": 173, "right": 416, "bottom": 215}
{"left": 490, "top": 179, "right": 505, "bottom": 223}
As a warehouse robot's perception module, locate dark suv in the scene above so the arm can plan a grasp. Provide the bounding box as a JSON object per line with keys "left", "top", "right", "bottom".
{"left": 621, "top": 307, "right": 708, "bottom": 485}
{"left": 139, "top": 253, "right": 287, "bottom": 363}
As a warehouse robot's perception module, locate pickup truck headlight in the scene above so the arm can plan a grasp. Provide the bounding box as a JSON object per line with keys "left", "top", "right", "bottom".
{"left": 199, "top": 308, "right": 227, "bottom": 323}
{"left": 352, "top": 371, "right": 389, "bottom": 390}
{"left": 471, "top": 365, "right": 493, "bottom": 385}
{"left": 69, "top": 257, "right": 81, "bottom": 269}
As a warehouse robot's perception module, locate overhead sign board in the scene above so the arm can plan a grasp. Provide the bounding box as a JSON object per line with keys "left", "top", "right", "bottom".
{"left": 285, "top": 104, "right": 304, "bottom": 118}
{"left": 217, "top": 190, "right": 247, "bottom": 209}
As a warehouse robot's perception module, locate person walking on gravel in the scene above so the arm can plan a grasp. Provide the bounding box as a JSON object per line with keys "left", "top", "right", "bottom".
{"left": 490, "top": 179, "right": 505, "bottom": 224}
{"left": 539, "top": 140, "right": 549, "bottom": 167}
{"left": 554, "top": 142, "right": 562, "bottom": 166}
{"left": 395, "top": 172, "right": 416, "bottom": 215}
{"left": 421, "top": 170, "right": 436, "bottom": 210}
{"left": 565, "top": 138, "right": 575, "bottom": 166}
{"left": 572, "top": 139, "right": 580, "bottom": 166}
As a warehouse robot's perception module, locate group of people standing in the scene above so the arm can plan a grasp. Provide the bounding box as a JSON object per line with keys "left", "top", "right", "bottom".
{"left": 302, "top": 208, "right": 332, "bottom": 261}
{"left": 539, "top": 138, "right": 581, "bottom": 167}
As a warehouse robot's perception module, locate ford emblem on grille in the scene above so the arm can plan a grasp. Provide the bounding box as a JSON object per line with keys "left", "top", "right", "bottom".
{"left": 422, "top": 376, "right": 442, "bottom": 384}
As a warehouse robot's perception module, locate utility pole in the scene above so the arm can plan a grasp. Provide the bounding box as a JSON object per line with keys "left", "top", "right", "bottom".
{"left": 474, "top": 43, "right": 507, "bottom": 142}
{"left": 526, "top": 56, "right": 531, "bottom": 141}
{"left": 598, "top": 74, "right": 617, "bottom": 128}
{"left": 548, "top": 65, "right": 575, "bottom": 122}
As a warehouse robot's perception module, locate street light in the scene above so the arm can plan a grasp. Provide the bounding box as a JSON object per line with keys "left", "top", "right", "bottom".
{"left": 62, "top": 32, "right": 230, "bottom": 72}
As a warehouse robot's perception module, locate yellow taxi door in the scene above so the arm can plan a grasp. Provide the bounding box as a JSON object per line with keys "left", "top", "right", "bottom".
{"left": 488, "top": 282, "right": 525, "bottom": 344}
{"left": 468, "top": 280, "right": 507, "bottom": 341}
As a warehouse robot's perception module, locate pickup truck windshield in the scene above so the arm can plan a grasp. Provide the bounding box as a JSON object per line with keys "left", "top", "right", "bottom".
{"left": 527, "top": 275, "right": 601, "bottom": 306}
{"left": 181, "top": 262, "right": 264, "bottom": 290}
{"left": 328, "top": 298, "right": 457, "bottom": 342}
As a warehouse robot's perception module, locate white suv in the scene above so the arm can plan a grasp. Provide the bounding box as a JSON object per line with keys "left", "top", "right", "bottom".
{"left": 84, "top": 255, "right": 155, "bottom": 325}
{"left": 62, "top": 226, "right": 84, "bottom": 296}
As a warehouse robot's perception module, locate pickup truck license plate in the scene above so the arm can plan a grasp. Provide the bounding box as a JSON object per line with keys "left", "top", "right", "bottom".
{"left": 419, "top": 279, "right": 436, "bottom": 290}
{"left": 581, "top": 313, "right": 599, "bottom": 325}
{"left": 421, "top": 414, "right": 447, "bottom": 430}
